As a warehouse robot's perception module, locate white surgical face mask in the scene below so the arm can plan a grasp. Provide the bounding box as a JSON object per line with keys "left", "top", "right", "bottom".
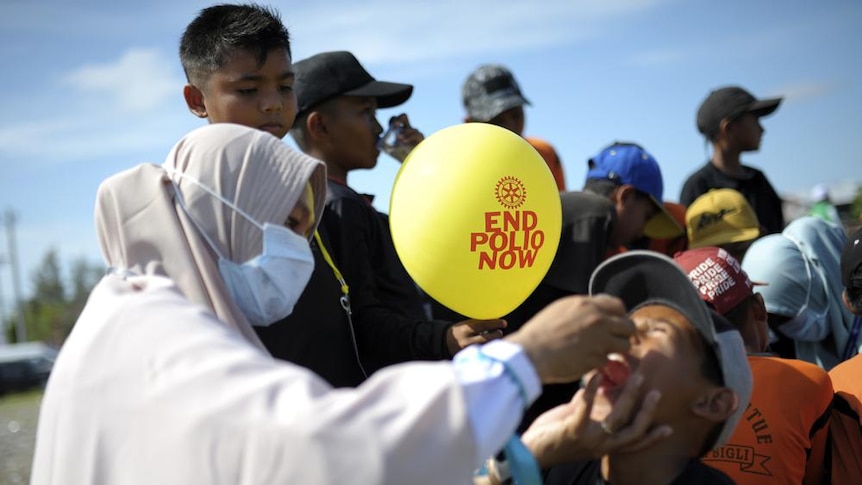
{"left": 218, "top": 223, "right": 314, "bottom": 326}
{"left": 167, "top": 169, "right": 314, "bottom": 326}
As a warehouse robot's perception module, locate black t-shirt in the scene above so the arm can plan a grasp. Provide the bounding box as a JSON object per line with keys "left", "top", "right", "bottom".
{"left": 543, "top": 459, "right": 737, "bottom": 485}
{"left": 680, "top": 162, "right": 784, "bottom": 235}
{"left": 255, "top": 222, "right": 367, "bottom": 388}
{"left": 322, "top": 180, "right": 452, "bottom": 372}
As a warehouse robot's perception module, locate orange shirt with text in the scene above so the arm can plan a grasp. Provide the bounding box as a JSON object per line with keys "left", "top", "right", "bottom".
{"left": 702, "top": 355, "right": 832, "bottom": 485}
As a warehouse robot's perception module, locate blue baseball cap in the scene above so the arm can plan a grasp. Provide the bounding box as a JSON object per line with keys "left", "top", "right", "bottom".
{"left": 586, "top": 142, "right": 683, "bottom": 239}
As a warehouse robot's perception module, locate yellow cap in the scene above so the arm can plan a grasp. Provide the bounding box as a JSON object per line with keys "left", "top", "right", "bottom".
{"left": 686, "top": 189, "right": 760, "bottom": 248}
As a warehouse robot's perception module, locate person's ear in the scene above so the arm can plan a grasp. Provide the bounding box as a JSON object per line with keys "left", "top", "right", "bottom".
{"left": 183, "top": 84, "right": 208, "bottom": 119}
{"left": 615, "top": 185, "right": 638, "bottom": 206}
{"left": 609, "top": 185, "right": 626, "bottom": 213}
{"left": 306, "top": 111, "right": 328, "bottom": 141}
{"left": 843, "top": 289, "right": 861, "bottom": 315}
{"left": 750, "top": 293, "right": 770, "bottom": 353}
{"left": 751, "top": 293, "right": 768, "bottom": 322}
{"left": 718, "top": 118, "right": 733, "bottom": 138}
{"left": 692, "top": 387, "right": 738, "bottom": 424}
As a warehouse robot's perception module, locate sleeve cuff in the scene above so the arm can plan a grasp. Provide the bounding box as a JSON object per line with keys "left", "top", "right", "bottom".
{"left": 477, "top": 340, "right": 542, "bottom": 406}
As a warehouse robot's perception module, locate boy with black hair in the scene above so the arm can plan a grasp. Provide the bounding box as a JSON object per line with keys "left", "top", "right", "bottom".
{"left": 681, "top": 86, "right": 785, "bottom": 235}
{"left": 827, "top": 227, "right": 862, "bottom": 485}
{"left": 290, "top": 50, "right": 506, "bottom": 374}
{"left": 180, "top": 3, "right": 295, "bottom": 140}
{"left": 543, "top": 251, "right": 753, "bottom": 485}
{"left": 675, "top": 247, "right": 832, "bottom": 485}
{"left": 178, "top": 5, "right": 364, "bottom": 387}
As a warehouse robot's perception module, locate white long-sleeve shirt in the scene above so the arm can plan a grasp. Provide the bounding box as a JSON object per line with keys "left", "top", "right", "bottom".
{"left": 31, "top": 273, "right": 540, "bottom": 485}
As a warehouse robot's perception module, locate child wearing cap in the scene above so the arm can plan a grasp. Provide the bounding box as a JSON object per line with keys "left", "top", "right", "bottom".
{"left": 681, "top": 86, "right": 785, "bottom": 235}
{"left": 289, "top": 51, "right": 507, "bottom": 373}
{"left": 686, "top": 188, "right": 762, "bottom": 263}
{"left": 522, "top": 142, "right": 680, "bottom": 297}
{"left": 502, "top": 142, "right": 683, "bottom": 430}
{"left": 675, "top": 247, "right": 832, "bottom": 485}
{"left": 582, "top": 142, "right": 683, "bottom": 246}
{"left": 543, "top": 251, "right": 752, "bottom": 485}
{"left": 462, "top": 64, "right": 566, "bottom": 191}
{"left": 826, "top": 227, "right": 862, "bottom": 485}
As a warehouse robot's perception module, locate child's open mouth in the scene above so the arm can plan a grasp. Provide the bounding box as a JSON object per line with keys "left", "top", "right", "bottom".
{"left": 598, "top": 353, "right": 632, "bottom": 398}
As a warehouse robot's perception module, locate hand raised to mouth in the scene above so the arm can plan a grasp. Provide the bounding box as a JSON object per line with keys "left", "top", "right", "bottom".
{"left": 519, "top": 371, "right": 673, "bottom": 469}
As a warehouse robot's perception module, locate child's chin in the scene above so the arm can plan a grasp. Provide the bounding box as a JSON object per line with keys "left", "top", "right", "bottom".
{"left": 590, "top": 390, "right": 619, "bottom": 422}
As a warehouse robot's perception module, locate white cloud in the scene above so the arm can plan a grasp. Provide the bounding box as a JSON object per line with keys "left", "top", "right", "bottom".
{"left": 289, "top": 0, "right": 677, "bottom": 66}
{"left": 775, "top": 81, "right": 844, "bottom": 102}
{"left": 0, "top": 0, "right": 682, "bottom": 167}
{"left": 0, "top": 46, "right": 195, "bottom": 164}
{"left": 61, "top": 48, "right": 181, "bottom": 113}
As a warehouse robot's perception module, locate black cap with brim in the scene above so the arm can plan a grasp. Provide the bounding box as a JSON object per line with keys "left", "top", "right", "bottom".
{"left": 696, "top": 86, "right": 783, "bottom": 137}
{"left": 590, "top": 251, "right": 715, "bottom": 339}
{"left": 589, "top": 250, "right": 752, "bottom": 449}
{"left": 344, "top": 80, "right": 413, "bottom": 109}
{"left": 747, "top": 97, "right": 782, "bottom": 118}
{"left": 293, "top": 51, "right": 413, "bottom": 117}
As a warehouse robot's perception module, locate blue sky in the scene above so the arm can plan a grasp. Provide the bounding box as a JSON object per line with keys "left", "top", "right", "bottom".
{"left": 0, "top": 0, "right": 860, "bottom": 316}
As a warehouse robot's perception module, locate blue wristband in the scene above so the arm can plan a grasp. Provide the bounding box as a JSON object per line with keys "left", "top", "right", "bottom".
{"left": 504, "top": 435, "right": 542, "bottom": 485}
{"left": 474, "top": 347, "right": 541, "bottom": 485}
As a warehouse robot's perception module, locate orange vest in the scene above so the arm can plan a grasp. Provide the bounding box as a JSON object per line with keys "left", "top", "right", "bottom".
{"left": 703, "top": 356, "right": 832, "bottom": 485}
{"left": 525, "top": 137, "right": 565, "bottom": 192}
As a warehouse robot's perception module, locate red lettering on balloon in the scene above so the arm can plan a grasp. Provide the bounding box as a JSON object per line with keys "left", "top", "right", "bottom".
{"left": 470, "top": 210, "right": 545, "bottom": 270}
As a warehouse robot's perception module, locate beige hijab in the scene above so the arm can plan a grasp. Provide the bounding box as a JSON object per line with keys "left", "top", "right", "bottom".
{"left": 95, "top": 123, "right": 326, "bottom": 350}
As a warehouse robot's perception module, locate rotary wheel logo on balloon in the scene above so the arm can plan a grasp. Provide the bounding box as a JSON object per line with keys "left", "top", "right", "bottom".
{"left": 495, "top": 176, "right": 527, "bottom": 209}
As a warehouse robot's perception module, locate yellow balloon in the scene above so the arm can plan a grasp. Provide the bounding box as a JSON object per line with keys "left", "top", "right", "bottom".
{"left": 389, "top": 124, "right": 562, "bottom": 319}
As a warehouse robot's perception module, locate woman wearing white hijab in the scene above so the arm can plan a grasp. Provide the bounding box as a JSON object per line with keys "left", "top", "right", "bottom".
{"left": 742, "top": 216, "right": 854, "bottom": 370}
{"left": 31, "top": 124, "right": 649, "bottom": 485}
